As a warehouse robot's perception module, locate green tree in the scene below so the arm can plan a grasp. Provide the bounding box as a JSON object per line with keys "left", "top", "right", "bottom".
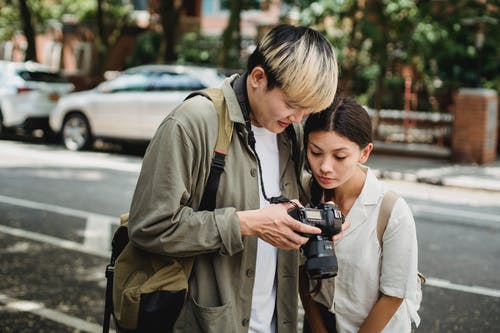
{"left": 218, "top": 0, "right": 263, "bottom": 69}
{"left": 285, "top": 0, "right": 499, "bottom": 112}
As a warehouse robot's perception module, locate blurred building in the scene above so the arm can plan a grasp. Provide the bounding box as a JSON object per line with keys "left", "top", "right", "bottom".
{"left": 0, "top": 0, "right": 283, "bottom": 80}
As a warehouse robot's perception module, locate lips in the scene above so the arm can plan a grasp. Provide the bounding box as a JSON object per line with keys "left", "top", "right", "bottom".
{"left": 278, "top": 121, "right": 291, "bottom": 128}
{"left": 318, "top": 176, "right": 336, "bottom": 186}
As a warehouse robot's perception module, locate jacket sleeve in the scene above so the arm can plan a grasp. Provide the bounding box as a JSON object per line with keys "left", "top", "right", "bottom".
{"left": 128, "top": 104, "right": 244, "bottom": 258}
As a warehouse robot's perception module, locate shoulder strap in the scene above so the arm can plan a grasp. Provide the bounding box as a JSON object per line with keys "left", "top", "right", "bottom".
{"left": 185, "top": 88, "right": 234, "bottom": 211}
{"left": 376, "top": 190, "right": 400, "bottom": 246}
{"left": 376, "top": 191, "right": 426, "bottom": 286}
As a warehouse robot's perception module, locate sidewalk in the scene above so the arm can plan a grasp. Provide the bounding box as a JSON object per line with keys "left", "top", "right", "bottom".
{"left": 366, "top": 144, "right": 500, "bottom": 192}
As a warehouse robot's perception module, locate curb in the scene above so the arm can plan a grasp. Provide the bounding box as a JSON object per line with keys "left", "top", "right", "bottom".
{"left": 373, "top": 169, "right": 500, "bottom": 192}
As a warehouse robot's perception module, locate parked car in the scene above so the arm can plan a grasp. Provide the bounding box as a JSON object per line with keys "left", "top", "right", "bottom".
{"left": 49, "top": 64, "right": 226, "bottom": 151}
{"left": 0, "top": 61, "right": 74, "bottom": 137}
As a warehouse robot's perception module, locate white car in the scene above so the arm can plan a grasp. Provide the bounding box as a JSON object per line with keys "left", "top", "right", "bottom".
{"left": 0, "top": 61, "right": 74, "bottom": 137}
{"left": 49, "top": 64, "right": 226, "bottom": 151}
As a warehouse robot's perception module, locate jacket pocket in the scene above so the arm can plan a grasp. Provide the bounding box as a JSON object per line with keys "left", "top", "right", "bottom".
{"left": 186, "top": 297, "right": 235, "bottom": 332}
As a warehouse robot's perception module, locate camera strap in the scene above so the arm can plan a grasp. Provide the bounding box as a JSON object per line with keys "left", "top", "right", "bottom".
{"left": 238, "top": 73, "right": 293, "bottom": 206}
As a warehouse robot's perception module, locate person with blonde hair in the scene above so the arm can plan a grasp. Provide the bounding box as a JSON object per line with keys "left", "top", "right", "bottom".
{"left": 128, "top": 24, "right": 339, "bottom": 333}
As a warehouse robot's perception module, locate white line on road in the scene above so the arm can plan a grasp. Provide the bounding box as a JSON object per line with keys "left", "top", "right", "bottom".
{"left": 0, "top": 140, "right": 141, "bottom": 173}
{"left": 2, "top": 195, "right": 500, "bottom": 301}
{"left": 0, "top": 293, "right": 115, "bottom": 333}
{"left": 0, "top": 224, "right": 108, "bottom": 258}
{"left": 0, "top": 194, "right": 116, "bottom": 222}
{"left": 425, "top": 277, "right": 500, "bottom": 298}
{"left": 411, "top": 203, "right": 500, "bottom": 227}
{"left": 0, "top": 194, "right": 118, "bottom": 254}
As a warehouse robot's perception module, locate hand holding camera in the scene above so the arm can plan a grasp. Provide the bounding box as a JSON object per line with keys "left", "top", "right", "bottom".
{"left": 288, "top": 203, "right": 345, "bottom": 279}
{"left": 238, "top": 201, "right": 322, "bottom": 250}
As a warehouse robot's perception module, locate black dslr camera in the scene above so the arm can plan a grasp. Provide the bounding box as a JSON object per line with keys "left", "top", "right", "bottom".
{"left": 289, "top": 203, "right": 344, "bottom": 279}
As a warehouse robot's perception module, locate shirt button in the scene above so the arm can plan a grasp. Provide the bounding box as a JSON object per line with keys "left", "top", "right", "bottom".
{"left": 242, "top": 318, "right": 249, "bottom": 327}
{"left": 246, "top": 268, "right": 254, "bottom": 277}
{"left": 250, "top": 168, "right": 257, "bottom": 177}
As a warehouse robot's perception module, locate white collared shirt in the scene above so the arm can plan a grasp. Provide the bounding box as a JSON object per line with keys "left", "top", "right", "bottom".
{"left": 313, "top": 165, "right": 419, "bottom": 333}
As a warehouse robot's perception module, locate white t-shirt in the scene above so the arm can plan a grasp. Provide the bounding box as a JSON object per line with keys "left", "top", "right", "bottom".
{"left": 249, "top": 125, "right": 280, "bottom": 333}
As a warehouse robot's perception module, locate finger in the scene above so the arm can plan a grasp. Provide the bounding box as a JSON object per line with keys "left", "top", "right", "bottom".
{"left": 280, "top": 199, "right": 302, "bottom": 211}
{"left": 289, "top": 199, "right": 304, "bottom": 208}
{"left": 265, "top": 234, "right": 303, "bottom": 250}
{"left": 286, "top": 217, "right": 321, "bottom": 235}
{"left": 332, "top": 221, "right": 350, "bottom": 242}
{"left": 332, "top": 232, "right": 343, "bottom": 242}
{"left": 341, "top": 220, "right": 350, "bottom": 232}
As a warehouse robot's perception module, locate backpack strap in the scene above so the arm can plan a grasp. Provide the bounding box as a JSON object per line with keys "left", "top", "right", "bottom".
{"left": 376, "top": 191, "right": 426, "bottom": 287}
{"left": 185, "top": 88, "right": 234, "bottom": 211}
{"left": 376, "top": 190, "right": 400, "bottom": 246}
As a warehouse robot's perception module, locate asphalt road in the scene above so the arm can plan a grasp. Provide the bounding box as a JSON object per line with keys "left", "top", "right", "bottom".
{"left": 0, "top": 139, "right": 499, "bottom": 332}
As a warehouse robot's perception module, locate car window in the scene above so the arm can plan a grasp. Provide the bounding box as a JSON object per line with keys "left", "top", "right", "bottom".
{"left": 105, "top": 73, "right": 150, "bottom": 93}
{"left": 152, "top": 72, "right": 205, "bottom": 91}
{"left": 17, "top": 70, "right": 69, "bottom": 83}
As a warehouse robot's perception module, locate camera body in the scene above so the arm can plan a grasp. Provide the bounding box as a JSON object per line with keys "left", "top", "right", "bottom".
{"left": 289, "top": 203, "right": 344, "bottom": 279}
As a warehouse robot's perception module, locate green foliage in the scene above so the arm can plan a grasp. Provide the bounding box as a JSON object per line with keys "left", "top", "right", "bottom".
{"left": 286, "top": 0, "right": 499, "bottom": 111}
{"left": 175, "top": 32, "right": 223, "bottom": 67}
{"left": 125, "top": 31, "right": 162, "bottom": 68}
{"left": 0, "top": 4, "right": 17, "bottom": 40}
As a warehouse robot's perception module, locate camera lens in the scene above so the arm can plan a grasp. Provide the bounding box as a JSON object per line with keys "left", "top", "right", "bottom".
{"left": 305, "top": 255, "right": 338, "bottom": 279}
{"left": 302, "top": 237, "right": 338, "bottom": 279}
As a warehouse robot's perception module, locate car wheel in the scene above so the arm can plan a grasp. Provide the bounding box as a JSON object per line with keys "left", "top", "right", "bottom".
{"left": 0, "top": 113, "right": 3, "bottom": 138}
{"left": 62, "top": 113, "right": 93, "bottom": 151}
{"left": 0, "top": 111, "right": 8, "bottom": 139}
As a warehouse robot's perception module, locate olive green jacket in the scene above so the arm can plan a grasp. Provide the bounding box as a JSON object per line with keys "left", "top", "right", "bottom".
{"left": 128, "top": 75, "right": 303, "bottom": 333}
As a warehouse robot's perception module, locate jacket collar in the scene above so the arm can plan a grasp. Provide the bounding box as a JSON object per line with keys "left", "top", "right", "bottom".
{"left": 340, "top": 165, "right": 382, "bottom": 239}
{"left": 221, "top": 74, "right": 247, "bottom": 126}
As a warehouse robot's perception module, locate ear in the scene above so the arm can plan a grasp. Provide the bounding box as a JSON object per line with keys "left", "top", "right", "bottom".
{"left": 248, "top": 66, "right": 267, "bottom": 89}
{"left": 359, "top": 143, "right": 373, "bottom": 163}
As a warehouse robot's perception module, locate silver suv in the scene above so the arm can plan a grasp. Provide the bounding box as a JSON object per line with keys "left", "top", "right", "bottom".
{"left": 0, "top": 61, "right": 74, "bottom": 137}
{"left": 49, "top": 64, "right": 225, "bottom": 151}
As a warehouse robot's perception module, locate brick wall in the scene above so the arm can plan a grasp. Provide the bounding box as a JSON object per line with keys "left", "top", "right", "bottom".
{"left": 452, "top": 88, "right": 498, "bottom": 164}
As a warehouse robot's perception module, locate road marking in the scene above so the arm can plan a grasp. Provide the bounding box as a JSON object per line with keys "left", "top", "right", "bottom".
{"left": 0, "top": 225, "right": 108, "bottom": 258}
{"left": 425, "top": 277, "right": 500, "bottom": 298}
{"left": 0, "top": 293, "right": 115, "bottom": 333}
{"left": 2, "top": 195, "right": 500, "bottom": 301}
{"left": 411, "top": 203, "right": 500, "bottom": 228}
{"left": 0, "top": 194, "right": 117, "bottom": 254}
{"left": 0, "top": 140, "right": 141, "bottom": 172}
{"left": 83, "top": 214, "right": 113, "bottom": 253}
{"left": 0, "top": 194, "right": 116, "bottom": 221}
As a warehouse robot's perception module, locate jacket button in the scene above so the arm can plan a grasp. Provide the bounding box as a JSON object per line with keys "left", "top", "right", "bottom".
{"left": 242, "top": 319, "right": 249, "bottom": 327}
{"left": 246, "top": 268, "right": 254, "bottom": 277}
{"left": 250, "top": 168, "right": 257, "bottom": 177}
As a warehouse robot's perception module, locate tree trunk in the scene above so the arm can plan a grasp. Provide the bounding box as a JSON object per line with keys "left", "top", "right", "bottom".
{"left": 219, "top": 0, "right": 242, "bottom": 69}
{"left": 96, "top": 0, "right": 107, "bottom": 47}
{"left": 19, "top": 0, "right": 36, "bottom": 61}
{"left": 160, "top": 0, "right": 184, "bottom": 63}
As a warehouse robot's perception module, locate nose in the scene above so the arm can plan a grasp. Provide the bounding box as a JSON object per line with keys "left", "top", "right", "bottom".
{"left": 288, "top": 109, "right": 306, "bottom": 123}
{"left": 319, "top": 157, "right": 333, "bottom": 175}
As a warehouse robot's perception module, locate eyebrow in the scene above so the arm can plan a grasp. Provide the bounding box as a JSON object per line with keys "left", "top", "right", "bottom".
{"left": 310, "top": 142, "right": 349, "bottom": 152}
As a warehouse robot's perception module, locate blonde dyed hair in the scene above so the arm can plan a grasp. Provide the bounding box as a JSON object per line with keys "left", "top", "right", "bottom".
{"left": 248, "top": 24, "right": 338, "bottom": 112}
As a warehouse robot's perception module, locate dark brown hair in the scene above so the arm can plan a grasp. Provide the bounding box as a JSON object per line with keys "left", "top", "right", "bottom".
{"left": 304, "top": 96, "right": 373, "bottom": 206}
